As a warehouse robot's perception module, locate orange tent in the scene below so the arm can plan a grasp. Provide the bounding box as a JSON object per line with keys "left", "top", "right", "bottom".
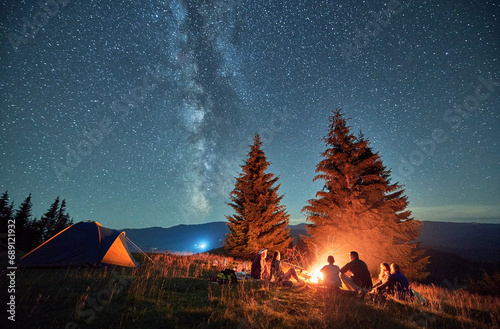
{"left": 19, "top": 221, "right": 139, "bottom": 267}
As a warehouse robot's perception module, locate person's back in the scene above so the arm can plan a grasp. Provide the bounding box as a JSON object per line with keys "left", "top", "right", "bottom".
{"left": 321, "top": 264, "right": 341, "bottom": 288}
{"left": 340, "top": 258, "right": 372, "bottom": 289}
{"left": 392, "top": 271, "right": 409, "bottom": 289}
{"left": 391, "top": 270, "right": 411, "bottom": 299}
{"left": 321, "top": 255, "right": 342, "bottom": 289}
{"left": 250, "top": 255, "right": 262, "bottom": 279}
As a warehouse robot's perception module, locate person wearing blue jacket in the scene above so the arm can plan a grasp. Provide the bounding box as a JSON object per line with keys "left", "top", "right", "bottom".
{"left": 374, "top": 263, "right": 413, "bottom": 300}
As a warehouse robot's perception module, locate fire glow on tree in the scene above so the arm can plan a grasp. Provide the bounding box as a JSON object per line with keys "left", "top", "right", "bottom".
{"left": 303, "top": 109, "right": 429, "bottom": 280}
{"left": 224, "top": 134, "right": 292, "bottom": 259}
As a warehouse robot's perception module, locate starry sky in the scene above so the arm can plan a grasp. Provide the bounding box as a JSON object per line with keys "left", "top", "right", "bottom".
{"left": 1, "top": 0, "right": 499, "bottom": 229}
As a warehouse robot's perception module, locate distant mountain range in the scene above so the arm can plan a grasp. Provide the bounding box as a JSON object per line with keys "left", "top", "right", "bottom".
{"left": 417, "top": 221, "right": 500, "bottom": 263}
{"left": 123, "top": 220, "right": 500, "bottom": 263}
{"left": 122, "top": 222, "right": 306, "bottom": 254}
{"left": 123, "top": 222, "right": 230, "bottom": 254}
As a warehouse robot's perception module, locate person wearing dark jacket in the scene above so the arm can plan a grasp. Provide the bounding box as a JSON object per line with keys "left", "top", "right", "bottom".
{"left": 340, "top": 251, "right": 372, "bottom": 291}
{"left": 374, "top": 263, "right": 413, "bottom": 300}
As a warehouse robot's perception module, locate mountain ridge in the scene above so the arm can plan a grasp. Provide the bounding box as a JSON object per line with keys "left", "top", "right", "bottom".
{"left": 122, "top": 220, "right": 500, "bottom": 263}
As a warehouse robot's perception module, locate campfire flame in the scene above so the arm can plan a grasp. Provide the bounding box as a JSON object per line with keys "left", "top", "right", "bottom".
{"left": 295, "top": 253, "right": 347, "bottom": 284}
{"left": 308, "top": 266, "right": 324, "bottom": 283}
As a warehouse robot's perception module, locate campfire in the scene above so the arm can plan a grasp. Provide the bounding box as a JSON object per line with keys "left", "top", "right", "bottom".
{"left": 310, "top": 267, "right": 323, "bottom": 283}
{"left": 296, "top": 254, "right": 347, "bottom": 285}
{"left": 294, "top": 263, "right": 326, "bottom": 284}
{"left": 306, "top": 267, "right": 324, "bottom": 284}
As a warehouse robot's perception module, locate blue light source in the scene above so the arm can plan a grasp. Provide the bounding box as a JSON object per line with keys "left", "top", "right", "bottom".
{"left": 194, "top": 241, "right": 209, "bottom": 252}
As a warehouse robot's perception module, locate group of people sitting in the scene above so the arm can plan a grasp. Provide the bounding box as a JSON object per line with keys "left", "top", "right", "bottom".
{"left": 250, "top": 248, "right": 305, "bottom": 285}
{"left": 250, "top": 249, "right": 412, "bottom": 300}
{"left": 321, "top": 251, "right": 412, "bottom": 300}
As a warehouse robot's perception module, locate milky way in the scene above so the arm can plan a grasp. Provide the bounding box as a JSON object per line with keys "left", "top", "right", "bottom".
{"left": 1, "top": 0, "right": 499, "bottom": 228}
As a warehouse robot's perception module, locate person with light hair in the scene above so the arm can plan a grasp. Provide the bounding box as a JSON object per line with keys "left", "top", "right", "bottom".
{"left": 251, "top": 248, "right": 269, "bottom": 280}
{"left": 371, "top": 262, "right": 391, "bottom": 293}
{"left": 373, "top": 263, "right": 413, "bottom": 300}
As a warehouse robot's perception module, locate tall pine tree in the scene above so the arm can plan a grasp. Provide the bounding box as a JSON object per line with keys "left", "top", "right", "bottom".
{"left": 0, "top": 191, "right": 14, "bottom": 244}
{"left": 0, "top": 191, "right": 14, "bottom": 221}
{"left": 33, "top": 197, "right": 73, "bottom": 244}
{"left": 35, "top": 197, "right": 61, "bottom": 243}
{"left": 302, "top": 109, "right": 428, "bottom": 280}
{"left": 224, "top": 134, "right": 292, "bottom": 259}
{"left": 55, "top": 199, "right": 73, "bottom": 233}
{"left": 15, "top": 194, "right": 39, "bottom": 251}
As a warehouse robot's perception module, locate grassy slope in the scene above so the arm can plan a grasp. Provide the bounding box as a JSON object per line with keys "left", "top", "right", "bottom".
{"left": 6, "top": 253, "right": 500, "bottom": 329}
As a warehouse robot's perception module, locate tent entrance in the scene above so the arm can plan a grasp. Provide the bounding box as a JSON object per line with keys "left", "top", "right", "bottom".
{"left": 102, "top": 233, "right": 139, "bottom": 267}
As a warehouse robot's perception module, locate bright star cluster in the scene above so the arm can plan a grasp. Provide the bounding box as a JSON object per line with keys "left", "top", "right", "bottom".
{"left": 1, "top": 0, "right": 498, "bottom": 228}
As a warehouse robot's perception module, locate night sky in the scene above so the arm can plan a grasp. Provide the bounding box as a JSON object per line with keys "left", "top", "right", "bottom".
{"left": 1, "top": 0, "right": 499, "bottom": 229}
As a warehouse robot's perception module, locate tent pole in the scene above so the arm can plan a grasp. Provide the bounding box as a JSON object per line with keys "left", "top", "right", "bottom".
{"left": 126, "top": 237, "right": 156, "bottom": 264}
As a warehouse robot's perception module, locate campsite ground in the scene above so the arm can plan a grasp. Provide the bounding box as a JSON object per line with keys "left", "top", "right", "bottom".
{"left": 5, "top": 253, "right": 500, "bottom": 329}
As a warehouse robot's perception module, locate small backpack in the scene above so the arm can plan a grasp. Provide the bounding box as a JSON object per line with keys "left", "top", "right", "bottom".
{"left": 209, "top": 269, "right": 238, "bottom": 284}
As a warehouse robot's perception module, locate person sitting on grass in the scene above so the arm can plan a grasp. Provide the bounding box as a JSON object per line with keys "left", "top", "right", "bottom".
{"left": 373, "top": 263, "right": 413, "bottom": 300}
{"left": 269, "top": 251, "right": 303, "bottom": 286}
{"left": 371, "top": 263, "right": 391, "bottom": 293}
{"left": 320, "top": 255, "right": 342, "bottom": 291}
{"left": 340, "top": 251, "right": 373, "bottom": 292}
{"left": 251, "top": 248, "right": 270, "bottom": 280}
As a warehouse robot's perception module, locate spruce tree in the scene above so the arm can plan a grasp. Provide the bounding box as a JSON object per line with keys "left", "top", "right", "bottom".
{"left": 15, "top": 194, "right": 38, "bottom": 251}
{"left": 36, "top": 197, "right": 61, "bottom": 243}
{"left": 34, "top": 197, "right": 73, "bottom": 243}
{"left": 55, "top": 199, "right": 73, "bottom": 233}
{"left": 0, "top": 191, "right": 14, "bottom": 244}
{"left": 15, "top": 194, "right": 33, "bottom": 230}
{"left": 224, "top": 134, "right": 292, "bottom": 259}
{"left": 0, "top": 191, "right": 13, "bottom": 220}
{"left": 302, "top": 109, "right": 428, "bottom": 280}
